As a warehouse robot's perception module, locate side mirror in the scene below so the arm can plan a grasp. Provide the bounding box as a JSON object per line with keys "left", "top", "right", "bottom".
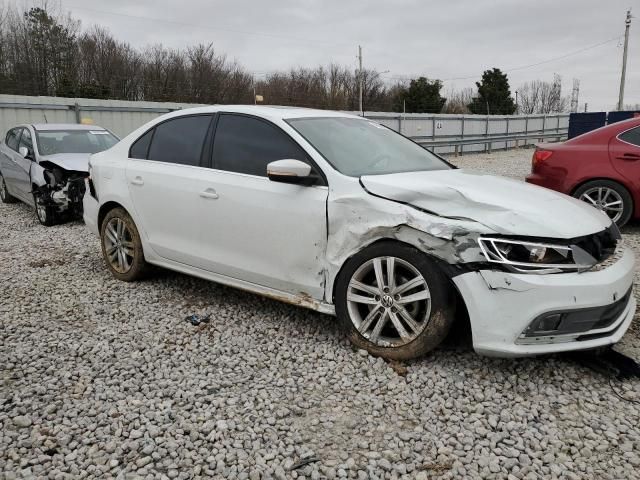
{"left": 18, "top": 146, "right": 33, "bottom": 160}
{"left": 267, "top": 159, "right": 316, "bottom": 185}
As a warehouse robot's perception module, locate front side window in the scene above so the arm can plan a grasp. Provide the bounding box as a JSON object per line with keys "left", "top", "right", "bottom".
{"left": 5, "top": 128, "right": 21, "bottom": 151}
{"left": 212, "top": 114, "right": 309, "bottom": 176}
{"left": 19, "top": 128, "right": 33, "bottom": 153}
{"left": 287, "top": 117, "right": 450, "bottom": 177}
{"left": 146, "top": 115, "right": 212, "bottom": 166}
{"left": 619, "top": 126, "right": 640, "bottom": 147}
{"left": 36, "top": 129, "right": 118, "bottom": 155}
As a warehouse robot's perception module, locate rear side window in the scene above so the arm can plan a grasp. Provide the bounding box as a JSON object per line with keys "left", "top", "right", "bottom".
{"left": 5, "top": 128, "right": 20, "bottom": 151}
{"left": 129, "top": 129, "right": 153, "bottom": 159}
{"left": 619, "top": 127, "right": 640, "bottom": 147}
{"left": 146, "top": 115, "right": 212, "bottom": 166}
{"left": 212, "top": 114, "right": 308, "bottom": 176}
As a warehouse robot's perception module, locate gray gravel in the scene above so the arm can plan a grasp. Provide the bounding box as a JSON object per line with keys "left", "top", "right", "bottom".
{"left": 2, "top": 149, "right": 640, "bottom": 479}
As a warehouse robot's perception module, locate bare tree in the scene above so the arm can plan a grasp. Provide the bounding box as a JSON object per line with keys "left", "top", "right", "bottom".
{"left": 442, "top": 87, "right": 474, "bottom": 114}
{"left": 517, "top": 74, "right": 568, "bottom": 114}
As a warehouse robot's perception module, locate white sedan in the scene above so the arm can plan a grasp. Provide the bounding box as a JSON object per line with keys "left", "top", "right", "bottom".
{"left": 83, "top": 106, "right": 636, "bottom": 359}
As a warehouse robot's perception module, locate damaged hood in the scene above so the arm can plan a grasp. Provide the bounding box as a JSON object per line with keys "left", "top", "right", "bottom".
{"left": 361, "top": 169, "right": 612, "bottom": 239}
{"left": 38, "top": 153, "right": 90, "bottom": 173}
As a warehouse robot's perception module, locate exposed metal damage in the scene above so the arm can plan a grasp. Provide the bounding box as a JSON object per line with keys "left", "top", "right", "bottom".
{"left": 324, "top": 190, "right": 491, "bottom": 300}
{"left": 33, "top": 160, "right": 88, "bottom": 219}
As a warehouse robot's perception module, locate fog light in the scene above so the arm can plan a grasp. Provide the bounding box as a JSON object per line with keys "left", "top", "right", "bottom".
{"left": 536, "top": 313, "right": 562, "bottom": 332}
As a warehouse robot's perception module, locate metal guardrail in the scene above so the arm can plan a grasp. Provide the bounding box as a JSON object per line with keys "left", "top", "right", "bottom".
{"left": 0, "top": 100, "right": 567, "bottom": 154}
{"left": 414, "top": 130, "right": 568, "bottom": 155}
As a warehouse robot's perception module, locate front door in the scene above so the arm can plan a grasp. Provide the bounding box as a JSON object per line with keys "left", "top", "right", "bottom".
{"left": 197, "top": 113, "right": 328, "bottom": 300}
{"left": 15, "top": 127, "right": 35, "bottom": 203}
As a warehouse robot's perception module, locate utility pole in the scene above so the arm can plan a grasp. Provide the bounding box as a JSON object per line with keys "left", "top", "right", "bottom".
{"left": 617, "top": 9, "right": 632, "bottom": 111}
{"left": 570, "top": 79, "right": 580, "bottom": 113}
{"left": 358, "top": 45, "right": 363, "bottom": 116}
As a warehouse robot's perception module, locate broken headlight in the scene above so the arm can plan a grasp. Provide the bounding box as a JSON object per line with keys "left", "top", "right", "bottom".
{"left": 478, "top": 237, "right": 597, "bottom": 273}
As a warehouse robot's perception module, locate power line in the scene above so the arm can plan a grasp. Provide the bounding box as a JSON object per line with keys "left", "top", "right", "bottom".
{"left": 383, "top": 35, "right": 623, "bottom": 83}
{"left": 59, "top": 2, "right": 354, "bottom": 49}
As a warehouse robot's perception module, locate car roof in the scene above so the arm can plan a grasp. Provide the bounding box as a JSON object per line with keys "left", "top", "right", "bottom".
{"left": 162, "top": 105, "right": 361, "bottom": 120}
{"left": 29, "top": 123, "right": 107, "bottom": 131}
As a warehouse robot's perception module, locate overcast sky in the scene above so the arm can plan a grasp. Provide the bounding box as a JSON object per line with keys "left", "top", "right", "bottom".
{"left": 28, "top": 0, "right": 640, "bottom": 110}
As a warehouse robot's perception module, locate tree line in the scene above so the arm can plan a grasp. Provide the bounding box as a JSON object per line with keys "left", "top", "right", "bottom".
{"left": 0, "top": 5, "right": 570, "bottom": 114}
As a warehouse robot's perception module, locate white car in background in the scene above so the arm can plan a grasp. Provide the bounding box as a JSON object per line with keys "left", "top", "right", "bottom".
{"left": 83, "top": 106, "right": 635, "bottom": 359}
{"left": 0, "top": 123, "right": 118, "bottom": 225}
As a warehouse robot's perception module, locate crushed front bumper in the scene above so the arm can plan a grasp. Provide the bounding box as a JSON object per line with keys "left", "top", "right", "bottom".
{"left": 453, "top": 246, "right": 636, "bottom": 357}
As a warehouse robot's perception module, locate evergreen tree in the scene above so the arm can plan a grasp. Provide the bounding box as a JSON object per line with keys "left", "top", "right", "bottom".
{"left": 468, "top": 68, "right": 516, "bottom": 115}
{"left": 393, "top": 77, "right": 446, "bottom": 113}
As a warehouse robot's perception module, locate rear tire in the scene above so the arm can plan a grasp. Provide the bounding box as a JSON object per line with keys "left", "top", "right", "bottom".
{"left": 100, "top": 207, "right": 148, "bottom": 281}
{"left": 0, "top": 172, "right": 17, "bottom": 203}
{"left": 335, "top": 241, "right": 455, "bottom": 360}
{"left": 573, "top": 180, "right": 633, "bottom": 227}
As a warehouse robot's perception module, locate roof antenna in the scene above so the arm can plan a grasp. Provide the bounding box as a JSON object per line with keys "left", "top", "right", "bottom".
{"left": 43, "top": 113, "right": 48, "bottom": 123}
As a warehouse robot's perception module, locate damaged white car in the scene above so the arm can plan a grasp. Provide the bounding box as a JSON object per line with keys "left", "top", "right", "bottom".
{"left": 0, "top": 124, "right": 118, "bottom": 225}
{"left": 84, "top": 107, "right": 636, "bottom": 359}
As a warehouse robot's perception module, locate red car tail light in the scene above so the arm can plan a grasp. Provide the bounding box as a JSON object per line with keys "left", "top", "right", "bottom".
{"left": 532, "top": 149, "right": 553, "bottom": 170}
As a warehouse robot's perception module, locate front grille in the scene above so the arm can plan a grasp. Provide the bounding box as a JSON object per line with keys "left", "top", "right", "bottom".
{"left": 573, "top": 223, "right": 620, "bottom": 263}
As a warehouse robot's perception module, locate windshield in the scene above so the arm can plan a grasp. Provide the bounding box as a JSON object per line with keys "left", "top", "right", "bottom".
{"left": 286, "top": 117, "right": 450, "bottom": 176}
{"left": 36, "top": 129, "right": 119, "bottom": 155}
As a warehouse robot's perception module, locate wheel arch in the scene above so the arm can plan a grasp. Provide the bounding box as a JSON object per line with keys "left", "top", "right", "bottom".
{"left": 98, "top": 201, "right": 129, "bottom": 232}
{"left": 330, "top": 237, "right": 470, "bottom": 338}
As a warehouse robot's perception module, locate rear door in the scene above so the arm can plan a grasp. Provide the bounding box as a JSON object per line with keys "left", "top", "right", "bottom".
{"left": 197, "top": 113, "right": 328, "bottom": 299}
{"left": 610, "top": 125, "right": 640, "bottom": 184}
{"left": 125, "top": 114, "right": 214, "bottom": 266}
{"left": 0, "top": 128, "right": 26, "bottom": 202}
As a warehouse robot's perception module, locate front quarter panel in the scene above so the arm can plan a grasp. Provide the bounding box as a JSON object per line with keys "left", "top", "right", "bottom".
{"left": 323, "top": 174, "right": 492, "bottom": 302}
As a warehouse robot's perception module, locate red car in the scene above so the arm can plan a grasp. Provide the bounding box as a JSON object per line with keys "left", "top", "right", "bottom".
{"left": 526, "top": 117, "right": 640, "bottom": 227}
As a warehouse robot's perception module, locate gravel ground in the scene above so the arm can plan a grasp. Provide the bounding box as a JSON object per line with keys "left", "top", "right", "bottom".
{"left": 2, "top": 149, "right": 640, "bottom": 480}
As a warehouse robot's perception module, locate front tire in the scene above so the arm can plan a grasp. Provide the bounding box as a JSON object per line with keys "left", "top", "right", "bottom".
{"left": 573, "top": 180, "right": 633, "bottom": 227}
{"left": 100, "top": 207, "right": 148, "bottom": 281}
{"left": 0, "top": 173, "right": 17, "bottom": 203}
{"left": 33, "top": 193, "right": 58, "bottom": 226}
{"left": 335, "top": 241, "right": 455, "bottom": 360}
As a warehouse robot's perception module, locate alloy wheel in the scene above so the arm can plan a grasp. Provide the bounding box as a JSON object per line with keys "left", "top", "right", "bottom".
{"left": 0, "top": 177, "right": 6, "bottom": 201}
{"left": 36, "top": 202, "right": 47, "bottom": 223}
{"left": 579, "top": 186, "right": 624, "bottom": 223}
{"left": 346, "top": 256, "right": 431, "bottom": 347}
{"left": 103, "top": 217, "right": 135, "bottom": 273}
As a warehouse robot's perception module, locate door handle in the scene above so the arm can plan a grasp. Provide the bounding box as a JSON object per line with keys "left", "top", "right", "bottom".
{"left": 618, "top": 153, "right": 640, "bottom": 161}
{"left": 200, "top": 188, "right": 219, "bottom": 200}
{"left": 130, "top": 176, "right": 144, "bottom": 186}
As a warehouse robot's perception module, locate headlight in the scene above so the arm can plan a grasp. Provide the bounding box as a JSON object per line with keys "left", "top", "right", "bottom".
{"left": 478, "top": 237, "right": 597, "bottom": 273}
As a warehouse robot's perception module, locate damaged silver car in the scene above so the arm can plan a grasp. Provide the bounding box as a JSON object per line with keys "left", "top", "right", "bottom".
{"left": 84, "top": 107, "right": 636, "bottom": 360}
{"left": 0, "top": 124, "right": 118, "bottom": 225}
